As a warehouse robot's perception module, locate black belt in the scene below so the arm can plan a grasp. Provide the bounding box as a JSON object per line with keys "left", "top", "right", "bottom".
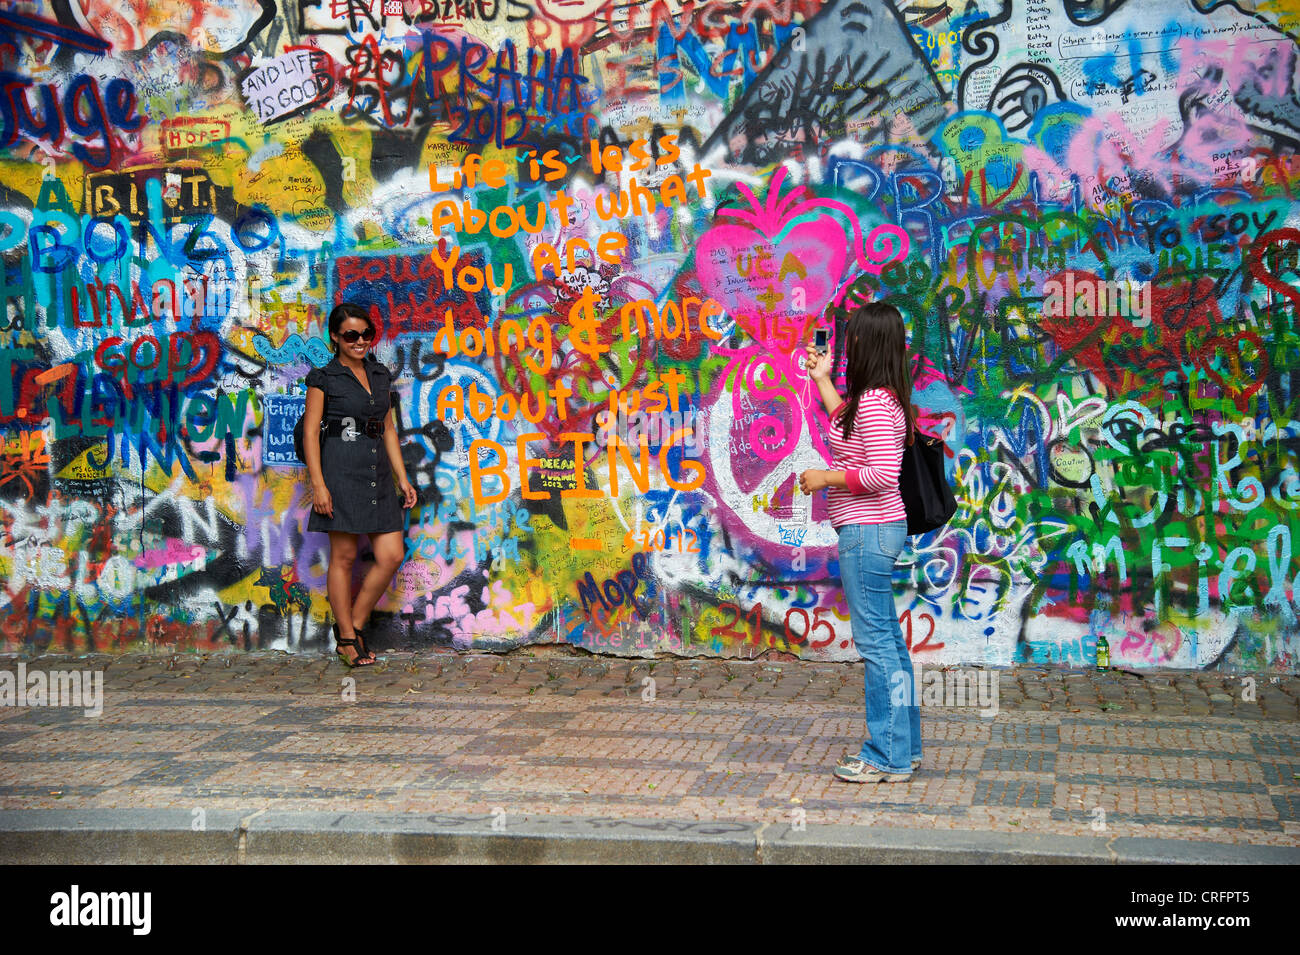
{"left": 322, "top": 417, "right": 385, "bottom": 439}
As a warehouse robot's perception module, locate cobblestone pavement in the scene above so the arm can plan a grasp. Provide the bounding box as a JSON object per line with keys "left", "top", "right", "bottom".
{"left": 1, "top": 651, "right": 1297, "bottom": 848}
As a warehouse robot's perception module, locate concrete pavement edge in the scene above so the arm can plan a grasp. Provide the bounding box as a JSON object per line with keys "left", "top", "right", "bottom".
{"left": 1, "top": 810, "right": 1296, "bottom": 865}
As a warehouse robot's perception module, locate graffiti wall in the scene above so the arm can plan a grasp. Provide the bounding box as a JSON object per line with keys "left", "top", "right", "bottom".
{"left": 2, "top": 0, "right": 1299, "bottom": 672}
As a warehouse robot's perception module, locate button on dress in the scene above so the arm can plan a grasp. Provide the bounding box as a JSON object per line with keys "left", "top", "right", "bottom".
{"left": 304, "top": 353, "right": 405, "bottom": 536}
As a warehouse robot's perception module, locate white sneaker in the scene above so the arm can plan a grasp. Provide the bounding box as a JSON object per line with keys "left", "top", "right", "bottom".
{"left": 833, "top": 756, "right": 912, "bottom": 783}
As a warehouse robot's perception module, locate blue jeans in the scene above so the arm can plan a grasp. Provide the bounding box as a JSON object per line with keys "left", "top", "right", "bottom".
{"left": 836, "top": 520, "right": 920, "bottom": 773}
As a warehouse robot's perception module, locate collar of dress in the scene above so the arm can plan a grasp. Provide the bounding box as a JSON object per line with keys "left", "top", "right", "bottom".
{"left": 322, "top": 354, "right": 384, "bottom": 380}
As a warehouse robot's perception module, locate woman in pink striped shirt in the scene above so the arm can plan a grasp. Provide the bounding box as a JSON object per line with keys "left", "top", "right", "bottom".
{"left": 799, "top": 302, "right": 920, "bottom": 783}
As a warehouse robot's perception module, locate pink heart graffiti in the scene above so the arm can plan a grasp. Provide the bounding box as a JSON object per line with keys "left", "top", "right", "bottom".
{"left": 695, "top": 168, "right": 910, "bottom": 463}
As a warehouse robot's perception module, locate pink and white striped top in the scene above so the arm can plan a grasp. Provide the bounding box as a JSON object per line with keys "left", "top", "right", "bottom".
{"left": 825, "top": 388, "right": 907, "bottom": 527}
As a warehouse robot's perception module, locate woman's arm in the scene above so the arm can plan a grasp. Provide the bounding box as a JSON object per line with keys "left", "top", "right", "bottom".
{"left": 804, "top": 343, "right": 844, "bottom": 418}
{"left": 800, "top": 342, "right": 844, "bottom": 494}
{"left": 303, "top": 386, "right": 332, "bottom": 517}
{"left": 799, "top": 394, "right": 903, "bottom": 495}
{"left": 799, "top": 468, "right": 848, "bottom": 493}
{"left": 384, "top": 407, "right": 417, "bottom": 507}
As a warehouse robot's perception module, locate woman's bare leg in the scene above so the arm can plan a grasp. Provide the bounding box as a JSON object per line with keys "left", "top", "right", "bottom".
{"left": 327, "top": 532, "right": 370, "bottom": 662}
{"left": 350, "top": 531, "right": 406, "bottom": 644}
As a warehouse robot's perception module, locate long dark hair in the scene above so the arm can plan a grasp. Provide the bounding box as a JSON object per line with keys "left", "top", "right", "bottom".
{"left": 327, "top": 302, "right": 374, "bottom": 353}
{"left": 834, "top": 301, "right": 915, "bottom": 444}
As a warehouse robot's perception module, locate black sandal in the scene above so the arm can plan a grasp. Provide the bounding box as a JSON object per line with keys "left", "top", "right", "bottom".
{"left": 332, "top": 622, "right": 374, "bottom": 667}
{"left": 353, "top": 621, "right": 377, "bottom": 662}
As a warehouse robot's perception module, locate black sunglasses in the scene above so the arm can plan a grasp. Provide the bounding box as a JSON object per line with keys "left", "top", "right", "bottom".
{"left": 339, "top": 327, "right": 376, "bottom": 343}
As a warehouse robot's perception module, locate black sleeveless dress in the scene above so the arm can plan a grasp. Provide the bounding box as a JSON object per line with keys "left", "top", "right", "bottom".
{"left": 304, "top": 353, "right": 405, "bottom": 536}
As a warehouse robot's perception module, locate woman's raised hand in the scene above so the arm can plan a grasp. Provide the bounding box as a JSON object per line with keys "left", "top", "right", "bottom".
{"left": 804, "top": 343, "right": 832, "bottom": 382}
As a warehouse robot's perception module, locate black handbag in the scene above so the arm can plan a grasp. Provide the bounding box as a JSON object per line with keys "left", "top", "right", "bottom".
{"left": 899, "top": 423, "right": 957, "bottom": 536}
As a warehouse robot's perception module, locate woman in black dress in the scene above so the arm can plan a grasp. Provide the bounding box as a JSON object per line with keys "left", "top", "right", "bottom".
{"left": 302, "top": 303, "right": 417, "bottom": 666}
